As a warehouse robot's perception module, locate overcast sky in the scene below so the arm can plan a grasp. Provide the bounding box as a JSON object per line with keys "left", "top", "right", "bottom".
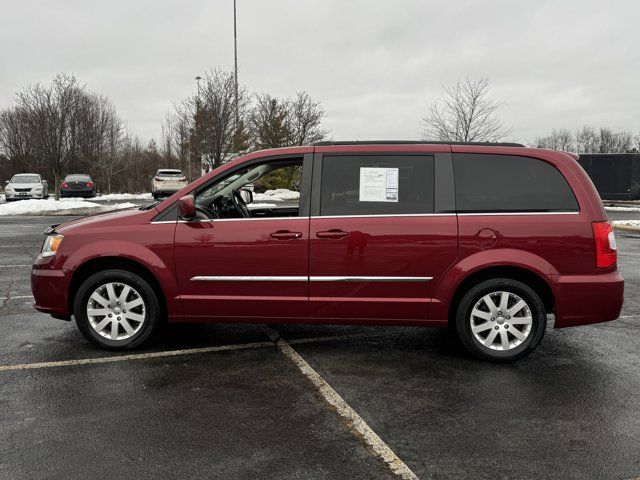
{"left": 1, "top": 0, "right": 638, "bottom": 144}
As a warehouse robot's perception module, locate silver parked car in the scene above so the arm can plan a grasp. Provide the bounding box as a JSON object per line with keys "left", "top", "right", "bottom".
{"left": 4, "top": 174, "right": 48, "bottom": 201}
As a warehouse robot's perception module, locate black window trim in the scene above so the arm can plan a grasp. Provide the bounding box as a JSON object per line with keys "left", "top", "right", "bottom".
{"left": 151, "top": 153, "right": 312, "bottom": 223}
{"left": 311, "top": 152, "right": 452, "bottom": 218}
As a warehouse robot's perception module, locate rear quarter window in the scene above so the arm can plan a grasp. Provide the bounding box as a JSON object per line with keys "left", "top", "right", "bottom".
{"left": 453, "top": 154, "right": 579, "bottom": 213}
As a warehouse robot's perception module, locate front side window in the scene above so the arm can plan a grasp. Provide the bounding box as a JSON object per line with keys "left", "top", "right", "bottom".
{"left": 193, "top": 158, "right": 303, "bottom": 220}
{"left": 453, "top": 154, "right": 579, "bottom": 213}
{"left": 319, "top": 155, "right": 434, "bottom": 216}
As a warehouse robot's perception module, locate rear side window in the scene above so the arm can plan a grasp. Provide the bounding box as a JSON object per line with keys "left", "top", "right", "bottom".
{"left": 453, "top": 154, "right": 579, "bottom": 213}
{"left": 320, "top": 155, "right": 434, "bottom": 216}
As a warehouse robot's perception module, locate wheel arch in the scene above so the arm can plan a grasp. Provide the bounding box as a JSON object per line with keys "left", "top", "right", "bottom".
{"left": 446, "top": 265, "right": 555, "bottom": 324}
{"left": 68, "top": 257, "right": 168, "bottom": 319}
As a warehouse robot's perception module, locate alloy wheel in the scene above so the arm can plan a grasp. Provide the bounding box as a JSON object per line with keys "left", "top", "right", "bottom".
{"left": 469, "top": 290, "right": 533, "bottom": 351}
{"left": 86, "top": 282, "right": 146, "bottom": 341}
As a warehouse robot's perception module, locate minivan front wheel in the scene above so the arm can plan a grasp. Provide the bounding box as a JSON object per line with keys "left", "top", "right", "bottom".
{"left": 455, "top": 278, "right": 547, "bottom": 362}
{"left": 74, "top": 269, "right": 161, "bottom": 350}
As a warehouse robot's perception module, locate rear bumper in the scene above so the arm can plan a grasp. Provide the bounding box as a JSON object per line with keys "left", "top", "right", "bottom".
{"left": 552, "top": 270, "right": 624, "bottom": 328}
{"left": 31, "top": 267, "right": 69, "bottom": 317}
{"left": 60, "top": 190, "right": 95, "bottom": 197}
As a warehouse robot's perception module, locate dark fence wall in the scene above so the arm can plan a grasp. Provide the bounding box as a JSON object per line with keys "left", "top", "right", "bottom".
{"left": 578, "top": 154, "right": 640, "bottom": 200}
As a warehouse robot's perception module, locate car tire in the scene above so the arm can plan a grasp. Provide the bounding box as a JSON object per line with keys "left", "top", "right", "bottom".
{"left": 455, "top": 278, "right": 546, "bottom": 362}
{"left": 74, "top": 269, "right": 162, "bottom": 350}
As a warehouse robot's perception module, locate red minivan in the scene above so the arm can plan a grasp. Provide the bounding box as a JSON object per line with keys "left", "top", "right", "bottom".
{"left": 31, "top": 142, "right": 624, "bottom": 361}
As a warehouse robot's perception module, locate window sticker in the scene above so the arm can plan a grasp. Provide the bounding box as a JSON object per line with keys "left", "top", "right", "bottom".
{"left": 359, "top": 167, "right": 399, "bottom": 202}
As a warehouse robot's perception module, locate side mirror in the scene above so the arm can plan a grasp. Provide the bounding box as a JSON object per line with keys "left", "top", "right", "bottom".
{"left": 177, "top": 194, "right": 196, "bottom": 221}
{"left": 4, "top": 180, "right": 9, "bottom": 185}
{"left": 239, "top": 188, "right": 253, "bottom": 204}
{"left": 42, "top": 180, "right": 47, "bottom": 185}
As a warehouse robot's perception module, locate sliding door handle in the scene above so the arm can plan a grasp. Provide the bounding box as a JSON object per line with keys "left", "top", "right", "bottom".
{"left": 316, "top": 229, "right": 349, "bottom": 239}
{"left": 270, "top": 230, "right": 303, "bottom": 240}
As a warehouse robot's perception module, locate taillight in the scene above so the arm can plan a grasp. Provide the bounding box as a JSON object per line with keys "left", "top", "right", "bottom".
{"left": 86, "top": 181, "right": 94, "bottom": 187}
{"left": 592, "top": 221, "right": 617, "bottom": 268}
{"left": 178, "top": 177, "right": 186, "bottom": 182}
{"left": 61, "top": 182, "right": 68, "bottom": 188}
{"left": 155, "top": 176, "right": 162, "bottom": 181}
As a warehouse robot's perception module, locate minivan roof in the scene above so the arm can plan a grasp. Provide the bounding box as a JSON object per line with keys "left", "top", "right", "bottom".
{"left": 313, "top": 141, "right": 525, "bottom": 147}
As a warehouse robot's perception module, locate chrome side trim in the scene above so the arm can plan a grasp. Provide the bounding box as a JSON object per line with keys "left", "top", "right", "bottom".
{"left": 190, "top": 275, "right": 433, "bottom": 282}
{"left": 310, "top": 276, "right": 433, "bottom": 282}
{"left": 311, "top": 213, "right": 454, "bottom": 219}
{"left": 191, "top": 276, "right": 308, "bottom": 282}
{"left": 457, "top": 211, "right": 580, "bottom": 216}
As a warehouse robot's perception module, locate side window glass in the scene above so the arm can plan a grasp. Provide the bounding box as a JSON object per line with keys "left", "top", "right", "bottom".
{"left": 453, "top": 154, "right": 579, "bottom": 212}
{"left": 195, "top": 159, "right": 303, "bottom": 219}
{"left": 319, "top": 155, "right": 434, "bottom": 216}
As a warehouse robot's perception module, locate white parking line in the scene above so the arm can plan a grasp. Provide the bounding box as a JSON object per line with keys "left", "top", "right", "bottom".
{"left": 5, "top": 295, "right": 34, "bottom": 300}
{"left": 0, "top": 334, "right": 370, "bottom": 373}
{"left": 264, "top": 327, "right": 419, "bottom": 480}
{"left": 0, "top": 264, "right": 31, "bottom": 268}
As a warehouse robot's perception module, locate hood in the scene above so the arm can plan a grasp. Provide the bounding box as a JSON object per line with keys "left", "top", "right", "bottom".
{"left": 7, "top": 181, "right": 42, "bottom": 189}
{"left": 55, "top": 206, "right": 155, "bottom": 234}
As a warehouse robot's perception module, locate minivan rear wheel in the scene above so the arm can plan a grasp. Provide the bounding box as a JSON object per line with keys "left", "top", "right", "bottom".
{"left": 74, "top": 269, "right": 161, "bottom": 350}
{"left": 455, "top": 278, "right": 546, "bottom": 362}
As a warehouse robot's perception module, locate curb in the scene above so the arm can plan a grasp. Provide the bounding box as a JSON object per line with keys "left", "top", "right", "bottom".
{"left": 613, "top": 225, "right": 640, "bottom": 233}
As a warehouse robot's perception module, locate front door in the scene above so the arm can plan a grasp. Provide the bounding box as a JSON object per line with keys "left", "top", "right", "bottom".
{"left": 173, "top": 155, "right": 311, "bottom": 321}
{"left": 309, "top": 151, "right": 458, "bottom": 322}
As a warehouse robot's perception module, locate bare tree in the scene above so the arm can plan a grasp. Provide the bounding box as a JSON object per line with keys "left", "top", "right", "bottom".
{"left": 180, "top": 68, "right": 250, "bottom": 172}
{"left": 13, "top": 74, "right": 85, "bottom": 199}
{"left": 288, "top": 91, "right": 328, "bottom": 145}
{"left": 421, "top": 78, "right": 510, "bottom": 142}
{"left": 249, "top": 94, "right": 292, "bottom": 149}
{"left": 535, "top": 129, "right": 574, "bottom": 151}
{"left": 575, "top": 126, "right": 634, "bottom": 153}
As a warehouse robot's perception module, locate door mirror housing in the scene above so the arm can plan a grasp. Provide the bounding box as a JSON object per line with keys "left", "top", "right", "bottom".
{"left": 239, "top": 188, "right": 253, "bottom": 204}
{"left": 42, "top": 180, "right": 47, "bottom": 185}
{"left": 178, "top": 194, "right": 196, "bottom": 221}
{"left": 4, "top": 180, "right": 9, "bottom": 185}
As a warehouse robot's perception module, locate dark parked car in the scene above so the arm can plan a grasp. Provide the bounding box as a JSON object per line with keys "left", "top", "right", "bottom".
{"left": 31, "top": 142, "right": 624, "bottom": 361}
{"left": 60, "top": 174, "right": 96, "bottom": 198}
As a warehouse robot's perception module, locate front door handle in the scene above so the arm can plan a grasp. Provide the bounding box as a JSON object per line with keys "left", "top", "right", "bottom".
{"left": 270, "top": 230, "right": 303, "bottom": 240}
{"left": 316, "top": 229, "right": 349, "bottom": 239}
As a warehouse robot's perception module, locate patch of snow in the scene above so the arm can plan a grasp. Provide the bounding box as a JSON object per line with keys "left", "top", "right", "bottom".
{"left": 253, "top": 189, "right": 300, "bottom": 202}
{"left": 605, "top": 206, "right": 640, "bottom": 212}
{"left": 612, "top": 220, "right": 640, "bottom": 228}
{"left": 0, "top": 198, "right": 137, "bottom": 216}
{"left": 248, "top": 203, "right": 278, "bottom": 209}
{"left": 93, "top": 193, "right": 153, "bottom": 201}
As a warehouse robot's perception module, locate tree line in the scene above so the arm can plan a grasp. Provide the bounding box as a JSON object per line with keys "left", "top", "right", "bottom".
{"left": 2, "top": 73, "right": 639, "bottom": 197}
{"left": 0, "top": 70, "right": 328, "bottom": 197}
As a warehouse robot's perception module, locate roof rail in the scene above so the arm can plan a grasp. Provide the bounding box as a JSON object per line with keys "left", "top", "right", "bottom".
{"left": 312, "top": 140, "right": 525, "bottom": 147}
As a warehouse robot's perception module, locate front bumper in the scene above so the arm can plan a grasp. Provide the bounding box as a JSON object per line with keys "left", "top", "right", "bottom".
{"left": 31, "top": 266, "right": 69, "bottom": 317}
{"left": 6, "top": 192, "right": 45, "bottom": 200}
{"left": 553, "top": 270, "right": 624, "bottom": 328}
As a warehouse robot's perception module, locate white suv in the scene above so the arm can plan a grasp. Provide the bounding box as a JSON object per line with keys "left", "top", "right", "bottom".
{"left": 4, "top": 173, "right": 48, "bottom": 201}
{"left": 151, "top": 169, "right": 188, "bottom": 199}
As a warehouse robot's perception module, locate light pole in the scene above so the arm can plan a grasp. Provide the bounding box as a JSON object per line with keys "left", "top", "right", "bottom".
{"left": 191, "top": 75, "right": 203, "bottom": 180}
{"left": 233, "top": 0, "right": 239, "bottom": 150}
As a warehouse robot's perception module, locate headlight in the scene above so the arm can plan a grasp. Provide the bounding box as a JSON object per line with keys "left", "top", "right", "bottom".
{"left": 41, "top": 234, "right": 64, "bottom": 257}
{"left": 33, "top": 186, "right": 43, "bottom": 192}
{"left": 5, "top": 187, "right": 14, "bottom": 194}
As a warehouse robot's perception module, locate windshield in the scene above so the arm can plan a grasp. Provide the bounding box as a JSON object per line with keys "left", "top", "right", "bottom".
{"left": 65, "top": 175, "right": 91, "bottom": 182}
{"left": 157, "top": 170, "right": 184, "bottom": 177}
{"left": 11, "top": 175, "right": 40, "bottom": 184}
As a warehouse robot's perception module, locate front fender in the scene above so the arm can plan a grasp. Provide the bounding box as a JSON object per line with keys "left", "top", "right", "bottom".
{"left": 63, "top": 240, "right": 180, "bottom": 316}
{"left": 431, "top": 248, "right": 558, "bottom": 321}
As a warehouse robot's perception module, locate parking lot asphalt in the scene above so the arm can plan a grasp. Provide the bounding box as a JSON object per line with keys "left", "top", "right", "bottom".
{"left": 1, "top": 214, "right": 639, "bottom": 480}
